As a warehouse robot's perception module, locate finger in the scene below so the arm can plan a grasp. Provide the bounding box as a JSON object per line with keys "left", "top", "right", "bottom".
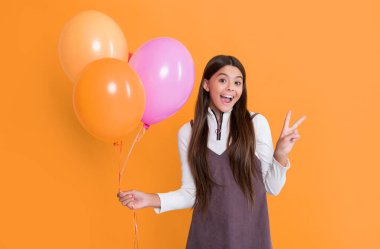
{"left": 123, "top": 199, "right": 135, "bottom": 207}
{"left": 125, "top": 202, "right": 134, "bottom": 209}
{"left": 119, "top": 195, "right": 132, "bottom": 202}
{"left": 128, "top": 201, "right": 136, "bottom": 210}
{"left": 290, "top": 132, "right": 301, "bottom": 139}
{"left": 126, "top": 199, "right": 134, "bottom": 207}
{"left": 288, "top": 134, "right": 300, "bottom": 139}
{"left": 284, "top": 131, "right": 300, "bottom": 141}
{"left": 290, "top": 133, "right": 301, "bottom": 141}
{"left": 291, "top": 137, "right": 300, "bottom": 142}
{"left": 286, "top": 110, "right": 292, "bottom": 127}
{"left": 118, "top": 190, "right": 134, "bottom": 198}
{"left": 120, "top": 195, "right": 133, "bottom": 202}
{"left": 282, "top": 130, "right": 298, "bottom": 138}
{"left": 290, "top": 115, "right": 307, "bottom": 130}
{"left": 118, "top": 191, "right": 128, "bottom": 198}
{"left": 282, "top": 110, "right": 292, "bottom": 132}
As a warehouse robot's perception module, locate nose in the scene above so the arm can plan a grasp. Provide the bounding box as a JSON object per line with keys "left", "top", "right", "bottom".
{"left": 226, "top": 81, "right": 235, "bottom": 91}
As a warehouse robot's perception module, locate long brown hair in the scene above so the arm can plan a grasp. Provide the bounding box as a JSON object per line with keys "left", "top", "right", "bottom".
{"left": 188, "top": 55, "right": 258, "bottom": 214}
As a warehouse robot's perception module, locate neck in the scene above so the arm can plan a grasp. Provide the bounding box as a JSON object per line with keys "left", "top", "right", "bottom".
{"left": 211, "top": 109, "right": 222, "bottom": 122}
{"left": 208, "top": 105, "right": 233, "bottom": 124}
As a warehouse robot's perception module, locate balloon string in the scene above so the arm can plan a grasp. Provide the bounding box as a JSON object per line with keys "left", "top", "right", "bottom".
{"left": 133, "top": 208, "right": 139, "bottom": 249}
{"left": 119, "top": 124, "right": 145, "bottom": 189}
{"left": 114, "top": 124, "right": 146, "bottom": 249}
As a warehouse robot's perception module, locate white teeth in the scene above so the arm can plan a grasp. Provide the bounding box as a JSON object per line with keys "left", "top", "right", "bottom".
{"left": 221, "top": 95, "right": 233, "bottom": 99}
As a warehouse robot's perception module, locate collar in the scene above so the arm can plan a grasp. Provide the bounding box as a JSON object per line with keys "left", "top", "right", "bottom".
{"left": 207, "top": 106, "right": 233, "bottom": 125}
{"left": 207, "top": 106, "right": 232, "bottom": 140}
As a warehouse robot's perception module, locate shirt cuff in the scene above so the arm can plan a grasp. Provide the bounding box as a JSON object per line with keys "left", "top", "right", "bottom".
{"left": 273, "top": 157, "right": 291, "bottom": 170}
{"left": 153, "top": 193, "right": 163, "bottom": 214}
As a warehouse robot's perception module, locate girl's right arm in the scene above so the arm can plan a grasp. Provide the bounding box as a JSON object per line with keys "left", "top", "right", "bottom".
{"left": 117, "top": 190, "right": 161, "bottom": 209}
{"left": 117, "top": 123, "right": 196, "bottom": 213}
{"left": 153, "top": 123, "right": 196, "bottom": 214}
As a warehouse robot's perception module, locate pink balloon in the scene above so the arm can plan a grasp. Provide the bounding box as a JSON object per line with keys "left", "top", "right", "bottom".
{"left": 129, "top": 37, "right": 195, "bottom": 127}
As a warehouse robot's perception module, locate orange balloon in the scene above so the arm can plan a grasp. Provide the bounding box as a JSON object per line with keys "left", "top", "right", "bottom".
{"left": 73, "top": 58, "right": 146, "bottom": 143}
{"left": 58, "top": 10, "right": 128, "bottom": 82}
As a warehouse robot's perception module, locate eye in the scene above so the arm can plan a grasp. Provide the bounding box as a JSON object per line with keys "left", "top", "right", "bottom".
{"left": 219, "top": 78, "right": 227, "bottom": 83}
{"left": 235, "top": 81, "right": 242, "bottom": 86}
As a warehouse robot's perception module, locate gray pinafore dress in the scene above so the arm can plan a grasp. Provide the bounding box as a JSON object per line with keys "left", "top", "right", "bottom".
{"left": 186, "top": 113, "right": 272, "bottom": 249}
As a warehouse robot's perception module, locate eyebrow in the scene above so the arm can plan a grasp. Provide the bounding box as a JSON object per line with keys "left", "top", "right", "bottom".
{"left": 217, "top": 73, "right": 243, "bottom": 80}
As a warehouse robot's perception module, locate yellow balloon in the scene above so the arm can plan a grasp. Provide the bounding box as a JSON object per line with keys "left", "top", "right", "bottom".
{"left": 58, "top": 10, "right": 128, "bottom": 82}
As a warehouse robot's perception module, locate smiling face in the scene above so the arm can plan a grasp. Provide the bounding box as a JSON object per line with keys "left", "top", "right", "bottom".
{"left": 203, "top": 65, "right": 244, "bottom": 114}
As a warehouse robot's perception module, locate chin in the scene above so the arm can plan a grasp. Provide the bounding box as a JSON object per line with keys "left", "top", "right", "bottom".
{"left": 218, "top": 105, "right": 233, "bottom": 113}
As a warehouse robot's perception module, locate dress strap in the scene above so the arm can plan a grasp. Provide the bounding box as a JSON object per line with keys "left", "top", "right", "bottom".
{"left": 251, "top": 113, "right": 260, "bottom": 119}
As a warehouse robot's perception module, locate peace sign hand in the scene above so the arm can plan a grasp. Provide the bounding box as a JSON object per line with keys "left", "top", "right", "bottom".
{"left": 274, "top": 110, "right": 306, "bottom": 162}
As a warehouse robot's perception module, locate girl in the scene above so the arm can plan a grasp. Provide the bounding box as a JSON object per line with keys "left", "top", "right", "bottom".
{"left": 117, "top": 55, "right": 306, "bottom": 248}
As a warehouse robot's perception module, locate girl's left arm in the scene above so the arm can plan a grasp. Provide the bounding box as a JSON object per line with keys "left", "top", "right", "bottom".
{"left": 253, "top": 113, "right": 291, "bottom": 196}
{"left": 253, "top": 111, "right": 306, "bottom": 196}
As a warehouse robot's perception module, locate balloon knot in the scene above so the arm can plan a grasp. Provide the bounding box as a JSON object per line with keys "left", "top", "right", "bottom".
{"left": 143, "top": 123, "right": 150, "bottom": 130}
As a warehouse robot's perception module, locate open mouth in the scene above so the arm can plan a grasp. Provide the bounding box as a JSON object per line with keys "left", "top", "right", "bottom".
{"left": 220, "top": 94, "right": 233, "bottom": 104}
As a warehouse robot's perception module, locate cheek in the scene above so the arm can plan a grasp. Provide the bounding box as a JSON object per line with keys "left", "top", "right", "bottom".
{"left": 210, "top": 91, "right": 220, "bottom": 102}
{"left": 235, "top": 88, "right": 243, "bottom": 100}
{"left": 208, "top": 85, "right": 221, "bottom": 97}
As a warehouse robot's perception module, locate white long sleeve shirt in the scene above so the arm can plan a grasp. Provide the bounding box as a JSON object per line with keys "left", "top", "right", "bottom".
{"left": 154, "top": 107, "right": 291, "bottom": 214}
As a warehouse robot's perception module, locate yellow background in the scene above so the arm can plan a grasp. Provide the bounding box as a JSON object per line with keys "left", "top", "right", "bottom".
{"left": 1, "top": 0, "right": 379, "bottom": 248}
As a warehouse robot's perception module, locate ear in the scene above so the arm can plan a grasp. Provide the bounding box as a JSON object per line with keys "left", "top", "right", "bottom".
{"left": 203, "top": 79, "right": 210, "bottom": 92}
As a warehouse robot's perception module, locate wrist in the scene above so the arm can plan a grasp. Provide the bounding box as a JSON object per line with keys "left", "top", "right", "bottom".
{"left": 149, "top": 193, "right": 161, "bottom": 208}
{"left": 274, "top": 151, "right": 288, "bottom": 167}
{"left": 274, "top": 148, "right": 287, "bottom": 158}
